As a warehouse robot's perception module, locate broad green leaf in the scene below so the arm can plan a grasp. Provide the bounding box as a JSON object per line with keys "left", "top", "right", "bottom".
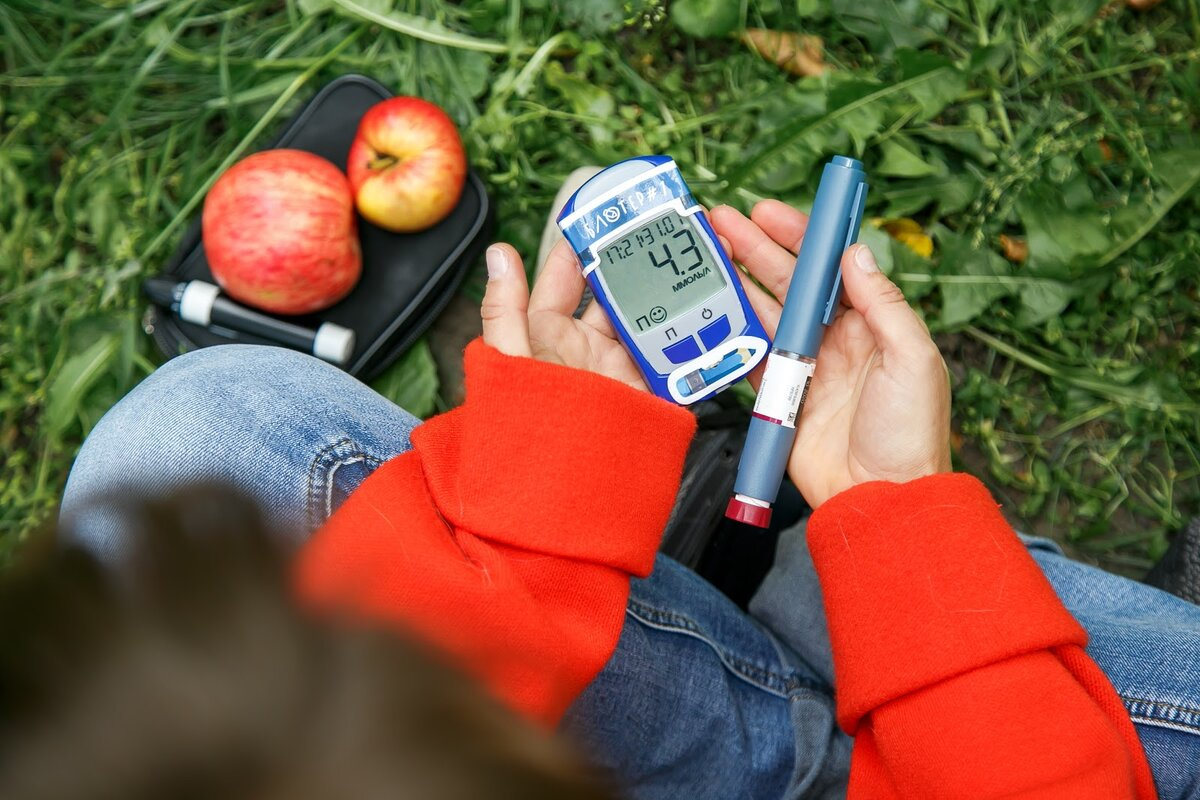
{"left": 455, "top": 50, "right": 493, "bottom": 100}
{"left": 829, "top": 0, "right": 949, "bottom": 53}
{"left": 913, "top": 126, "right": 997, "bottom": 165}
{"left": 890, "top": 238, "right": 936, "bottom": 302}
{"left": 112, "top": 313, "right": 139, "bottom": 391}
{"left": 1097, "top": 147, "right": 1200, "bottom": 268}
{"left": 881, "top": 172, "right": 978, "bottom": 217}
{"left": 1018, "top": 280, "right": 1076, "bottom": 325}
{"left": 544, "top": 62, "right": 615, "bottom": 145}
{"left": 371, "top": 339, "right": 440, "bottom": 419}
{"left": 857, "top": 223, "right": 895, "bottom": 274}
{"left": 894, "top": 49, "right": 967, "bottom": 122}
{"left": 560, "top": 0, "right": 625, "bottom": 35}
{"left": 87, "top": 185, "right": 113, "bottom": 251}
{"left": 757, "top": 143, "right": 825, "bottom": 193}
{"left": 972, "top": 0, "right": 1001, "bottom": 24}
{"left": 935, "top": 228, "right": 1012, "bottom": 328}
{"left": 796, "top": 0, "right": 821, "bottom": 15}
{"left": 44, "top": 334, "right": 121, "bottom": 437}
{"left": 1017, "top": 186, "right": 1111, "bottom": 276}
{"left": 875, "top": 138, "right": 938, "bottom": 177}
{"left": 671, "top": 0, "right": 741, "bottom": 38}
{"left": 968, "top": 42, "right": 1011, "bottom": 74}
{"left": 297, "top": 0, "right": 333, "bottom": 14}
{"left": 328, "top": 0, "right": 508, "bottom": 53}
{"left": 826, "top": 79, "right": 888, "bottom": 153}
{"left": 727, "top": 70, "right": 945, "bottom": 189}
{"left": 751, "top": 81, "right": 829, "bottom": 191}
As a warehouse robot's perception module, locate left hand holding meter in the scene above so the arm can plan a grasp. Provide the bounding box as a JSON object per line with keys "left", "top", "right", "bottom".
{"left": 480, "top": 241, "right": 649, "bottom": 392}
{"left": 557, "top": 157, "right": 769, "bottom": 404}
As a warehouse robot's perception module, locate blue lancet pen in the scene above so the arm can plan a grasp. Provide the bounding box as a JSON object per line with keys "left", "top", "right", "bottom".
{"left": 725, "top": 156, "right": 869, "bottom": 528}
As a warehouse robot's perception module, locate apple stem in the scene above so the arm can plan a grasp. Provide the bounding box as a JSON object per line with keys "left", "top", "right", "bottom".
{"left": 367, "top": 155, "right": 399, "bottom": 171}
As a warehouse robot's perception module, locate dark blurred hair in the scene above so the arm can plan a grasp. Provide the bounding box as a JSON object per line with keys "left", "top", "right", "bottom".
{"left": 0, "top": 486, "right": 614, "bottom": 800}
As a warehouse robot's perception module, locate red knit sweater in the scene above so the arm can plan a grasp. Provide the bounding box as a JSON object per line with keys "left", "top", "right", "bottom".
{"left": 295, "top": 340, "right": 1156, "bottom": 799}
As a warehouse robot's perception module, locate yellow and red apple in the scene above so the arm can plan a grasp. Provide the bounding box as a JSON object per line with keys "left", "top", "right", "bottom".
{"left": 346, "top": 97, "right": 467, "bottom": 233}
{"left": 203, "top": 149, "right": 361, "bottom": 315}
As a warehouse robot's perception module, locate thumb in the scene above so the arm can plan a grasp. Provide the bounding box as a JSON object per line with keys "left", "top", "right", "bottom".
{"left": 839, "top": 244, "right": 932, "bottom": 358}
{"left": 480, "top": 244, "right": 532, "bottom": 358}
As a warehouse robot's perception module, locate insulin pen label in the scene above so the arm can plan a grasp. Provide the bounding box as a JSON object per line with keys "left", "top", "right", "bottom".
{"left": 753, "top": 354, "right": 815, "bottom": 428}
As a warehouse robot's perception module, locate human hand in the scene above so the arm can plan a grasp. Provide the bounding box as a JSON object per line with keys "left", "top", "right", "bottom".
{"left": 710, "top": 201, "right": 952, "bottom": 508}
{"left": 480, "top": 240, "right": 647, "bottom": 391}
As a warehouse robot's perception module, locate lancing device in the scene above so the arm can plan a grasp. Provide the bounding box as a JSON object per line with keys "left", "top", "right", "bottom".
{"left": 725, "top": 156, "right": 868, "bottom": 528}
{"left": 143, "top": 278, "right": 356, "bottom": 366}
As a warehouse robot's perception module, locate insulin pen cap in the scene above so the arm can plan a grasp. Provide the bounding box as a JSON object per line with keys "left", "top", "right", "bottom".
{"left": 725, "top": 495, "right": 773, "bottom": 528}
{"left": 774, "top": 156, "right": 868, "bottom": 358}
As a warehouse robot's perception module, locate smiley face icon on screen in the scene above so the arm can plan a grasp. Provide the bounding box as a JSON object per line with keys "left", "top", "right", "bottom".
{"left": 649, "top": 305, "right": 668, "bottom": 324}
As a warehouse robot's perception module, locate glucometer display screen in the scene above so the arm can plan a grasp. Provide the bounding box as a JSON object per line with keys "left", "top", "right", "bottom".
{"left": 598, "top": 210, "right": 726, "bottom": 332}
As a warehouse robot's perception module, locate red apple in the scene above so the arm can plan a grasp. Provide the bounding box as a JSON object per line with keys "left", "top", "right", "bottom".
{"left": 203, "top": 149, "right": 361, "bottom": 315}
{"left": 346, "top": 97, "right": 467, "bottom": 233}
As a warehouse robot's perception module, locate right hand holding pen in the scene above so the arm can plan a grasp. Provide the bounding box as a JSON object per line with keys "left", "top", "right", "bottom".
{"left": 710, "top": 201, "right": 952, "bottom": 509}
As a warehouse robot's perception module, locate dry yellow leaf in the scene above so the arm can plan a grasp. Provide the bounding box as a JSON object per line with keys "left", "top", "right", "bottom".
{"left": 874, "top": 217, "right": 934, "bottom": 258}
{"left": 999, "top": 234, "right": 1028, "bottom": 263}
{"left": 1127, "top": 0, "right": 1163, "bottom": 10}
{"left": 740, "top": 28, "right": 826, "bottom": 78}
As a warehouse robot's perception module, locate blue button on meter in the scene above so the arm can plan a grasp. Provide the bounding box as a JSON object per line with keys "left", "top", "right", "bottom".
{"left": 557, "top": 156, "right": 770, "bottom": 404}
{"left": 663, "top": 335, "right": 702, "bottom": 365}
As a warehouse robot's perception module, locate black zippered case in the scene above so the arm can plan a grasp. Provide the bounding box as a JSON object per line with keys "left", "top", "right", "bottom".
{"left": 147, "top": 73, "right": 493, "bottom": 380}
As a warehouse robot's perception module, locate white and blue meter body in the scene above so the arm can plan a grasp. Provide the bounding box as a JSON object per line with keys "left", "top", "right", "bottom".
{"left": 557, "top": 156, "right": 770, "bottom": 404}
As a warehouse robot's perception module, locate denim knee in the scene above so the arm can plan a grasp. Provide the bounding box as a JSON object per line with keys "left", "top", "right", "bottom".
{"left": 66, "top": 345, "right": 326, "bottom": 482}
{"left": 61, "top": 344, "right": 420, "bottom": 559}
{"left": 61, "top": 346, "right": 353, "bottom": 552}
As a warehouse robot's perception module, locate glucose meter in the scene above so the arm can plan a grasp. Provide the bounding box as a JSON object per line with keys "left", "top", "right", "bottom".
{"left": 557, "top": 156, "right": 770, "bottom": 404}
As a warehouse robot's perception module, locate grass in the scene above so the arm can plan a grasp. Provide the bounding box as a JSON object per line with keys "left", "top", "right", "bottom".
{"left": 1, "top": 0, "right": 1198, "bottom": 574}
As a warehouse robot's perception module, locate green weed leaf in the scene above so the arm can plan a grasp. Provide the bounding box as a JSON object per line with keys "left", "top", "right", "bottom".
{"left": 827, "top": 79, "right": 888, "bottom": 152}
{"left": 881, "top": 171, "right": 978, "bottom": 217}
{"left": 561, "top": 0, "right": 626, "bottom": 36}
{"left": 297, "top": 0, "right": 334, "bottom": 15}
{"left": 913, "top": 126, "right": 997, "bottom": 165}
{"left": 875, "top": 138, "right": 938, "bottom": 177}
{"left": 830, "top": 0, "right": 948, "bottom": 53}
{"left": 371, "top": 339, "right": 440, "bottom": 419}
{"left": 1018, "top": 280, "right": 1076, "bottom": 326}
{"left": 327, "top": 0, "right": 508, "bottom": 53}
{"left": 857, "top": 224, "right": 895, "bottom": 274}
{"left": 728, "top": 69, "right": 948, "bottom": 190}
{"left": 1017, "top": 186, "right": 1111, "bottom": 276}
{"left": 544, "top": 61, "right": 616, "bottom": 145}
{"left": 935, "top": 228, "right": 1012, "bottom": 328}
{"left": 671, "top": 0, "right": 741, "bottom": 38}
{"left": 894, "top": 49, "right": 967, "bottom": 121}
{"left": 890, "top": 239, "right": 936, "bottom": 302}
{"left": 1097, "top": 147, "right": 1200, "bottom": 268}
{"left": 44, "top": 335, "right": 121, "bottom": 437}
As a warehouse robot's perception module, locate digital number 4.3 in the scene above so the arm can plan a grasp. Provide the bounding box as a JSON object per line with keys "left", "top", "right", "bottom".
{"left": 649, "top": 227, "right": 703, "bottom": 276}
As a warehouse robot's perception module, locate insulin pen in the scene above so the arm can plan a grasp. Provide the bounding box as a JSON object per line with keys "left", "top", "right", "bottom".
{"left": 143, "top": 278, "right": 356, "bottom": 366}
{"left": 725, "top": 156, "right": 869, "bottom": 528}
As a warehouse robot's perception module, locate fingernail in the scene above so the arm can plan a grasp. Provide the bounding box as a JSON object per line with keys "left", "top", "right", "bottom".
{"left": 854, "top": 245, "right": 878, "bottom": 273}
{"left": 486, "top": 245, "right": 508, "bottom": 280}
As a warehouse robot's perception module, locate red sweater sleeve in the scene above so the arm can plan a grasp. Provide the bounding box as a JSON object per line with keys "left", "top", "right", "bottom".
{"left": 807, "top": 473, "right": 1157, "bottom": 799}
{"left": 293, "top": 339, "right": 695, "bottom": 726}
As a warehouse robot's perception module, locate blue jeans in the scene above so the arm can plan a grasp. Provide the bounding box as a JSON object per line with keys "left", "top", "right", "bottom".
{"left": 61, "top": 345, "right": 1200, "bottom": 799}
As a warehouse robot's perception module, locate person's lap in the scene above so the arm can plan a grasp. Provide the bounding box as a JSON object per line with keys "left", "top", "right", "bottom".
{"left": 60, "top": 344, "right": 1200, "bottom": 799}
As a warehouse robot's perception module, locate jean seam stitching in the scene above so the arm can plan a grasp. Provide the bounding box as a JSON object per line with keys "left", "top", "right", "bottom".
{"left": 307, "top": 438, "right": 347, "bottom": 529}
{"left": 626, "top": 599, "right": 826, "bottom": 698}
{"left": 1123, "top": 695, "right": 1200, "bottom": 733}
{"left": 306, "top": 438, "right": 383, "bottom": 529}
{"left": 1129, "top": 716, "right": 1200, "bottom": 735}
{"left": 324, "top": 454, "right": 383, "bottom": 519}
